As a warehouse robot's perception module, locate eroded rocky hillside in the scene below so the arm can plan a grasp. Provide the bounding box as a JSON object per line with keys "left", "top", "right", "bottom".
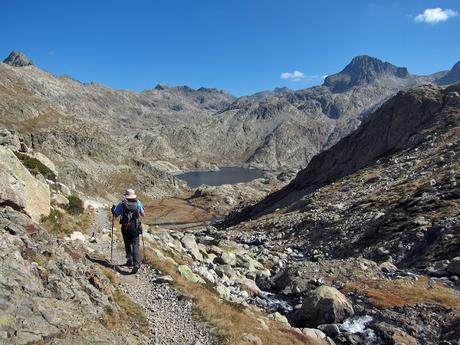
{"left": 216, "top": 84, "right": 460, "bottom": 344}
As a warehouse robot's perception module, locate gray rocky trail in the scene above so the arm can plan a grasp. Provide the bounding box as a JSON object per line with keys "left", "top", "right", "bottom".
{"left": 90, "top": 208, "right": 217, "bottom": 345}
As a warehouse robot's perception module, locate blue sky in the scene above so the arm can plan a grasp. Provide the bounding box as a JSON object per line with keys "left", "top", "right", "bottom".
{"left": 1, "top": 0, "right": 459, "bottom": 95}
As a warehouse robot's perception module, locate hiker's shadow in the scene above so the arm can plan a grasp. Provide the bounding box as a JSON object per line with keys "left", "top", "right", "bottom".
{"left": 86, "top": 254, "right": 135, "bottom": 275}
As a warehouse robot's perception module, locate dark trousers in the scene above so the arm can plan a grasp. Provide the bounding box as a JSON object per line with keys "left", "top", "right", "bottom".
{"left": 122, "top": 230, "right": 141, "bottom": 268}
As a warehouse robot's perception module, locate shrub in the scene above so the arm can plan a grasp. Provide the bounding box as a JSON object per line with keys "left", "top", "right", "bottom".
{"left": 13, "top": 151, "right": 56, "bottom": 181}
{"left": 66, "top": 195, "right": 85, "bottom": 215}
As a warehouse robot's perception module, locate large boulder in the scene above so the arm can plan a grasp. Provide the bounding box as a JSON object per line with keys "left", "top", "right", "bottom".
{"left": 180, "top": 233, "right": 203, "bottom": 261}
{"left": 447, "top": 257, "right": 460, "bottom": 275}
{"left": 294, "top": 285, "right": 354, "bottom": 327}
{"left": 177, "top": 265, "right": 205, "bottom": 284}
{"left": 0, "top": 147, "right": 50, "bottom": 221}
{"left": 0, "top": 169, "right": 27, "bottom": 210}
{"left": 216, "top": 251, "right": 236, "bottom": 266}
{"left": 301, "top": 328, "right": 336, "bottom": 345}
{"left": 51, "top": 193, "right": 70, "bottom": 207}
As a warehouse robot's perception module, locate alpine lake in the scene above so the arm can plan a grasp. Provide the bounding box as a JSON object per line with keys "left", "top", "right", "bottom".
{"left": 176, "top": 167, "right": 266, "bottom": 188}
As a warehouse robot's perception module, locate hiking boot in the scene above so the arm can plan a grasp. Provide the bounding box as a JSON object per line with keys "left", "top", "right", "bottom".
{"left": 131, "top": 267, "right": 139, "bottom": 274}
{"left": 122, "top": 261, "right": 133, "bottom": 267}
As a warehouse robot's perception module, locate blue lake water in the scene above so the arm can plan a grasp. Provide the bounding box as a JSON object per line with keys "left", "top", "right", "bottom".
{"left": 176, "top": 167, "right": 265, "bottom": 188}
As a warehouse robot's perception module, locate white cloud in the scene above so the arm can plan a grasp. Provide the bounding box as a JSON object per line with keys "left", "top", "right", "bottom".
{"left": 415, "top": 8, "right": 458, "bottom": 24}
{"left": 281, "top": 70, "right": 306, "bottom": 81}
{"left": 280, "top": 70, "right": 326, "bottom": 82}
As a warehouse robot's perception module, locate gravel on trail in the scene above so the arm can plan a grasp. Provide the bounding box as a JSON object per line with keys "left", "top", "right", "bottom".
{"left": 91, "top": 208, "right": 218, "bottom": 345}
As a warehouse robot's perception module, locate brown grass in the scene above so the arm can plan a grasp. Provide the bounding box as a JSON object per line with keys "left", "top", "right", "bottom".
{"left": 100, "top": 266, "right": 118, "bottom": 285}
{"left": 17, "top": 108, "right": 65, "bottom": 133}
{"left": 107, "top": 170, "right": 138, "bottom": 195}
{"left": 41, "top": 208, "right": 94, "bottom": 237}
{"left": 143, "top": 242, "right": 323, "bottom": 345}
{"left": 101, "top": 305, "right": 121, "bottom": 331}
{"left": 344, "top": 277, "right": 460, "bottom": 310}
{"left": 103, "top": 290, "right": 149, "bottom": 335}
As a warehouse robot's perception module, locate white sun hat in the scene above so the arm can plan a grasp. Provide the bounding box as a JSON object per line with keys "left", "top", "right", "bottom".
{"left": 124, "top": 189, "right": 137, "bottom": 199}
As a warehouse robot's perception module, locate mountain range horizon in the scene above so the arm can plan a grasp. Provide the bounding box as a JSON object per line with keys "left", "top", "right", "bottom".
{"left": 3, "top": 50, "right": 459, "bottom": 96}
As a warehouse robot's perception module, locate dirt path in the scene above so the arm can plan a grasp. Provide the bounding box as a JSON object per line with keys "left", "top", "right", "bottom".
{"left": 90, "top": 208, "right": 217, "bottom": 345}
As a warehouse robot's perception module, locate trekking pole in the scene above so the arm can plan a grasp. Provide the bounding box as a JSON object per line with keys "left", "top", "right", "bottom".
{"left": 110, "top": 211, "right": 114, "bottom": 268}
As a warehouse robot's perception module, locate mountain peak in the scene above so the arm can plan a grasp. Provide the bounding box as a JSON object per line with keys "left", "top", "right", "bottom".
{"left": 3, "top": 51, "right": 34, "bottom": 67}
{"left": 323, "top": 55, "right": 409, "bottom": 92}
{"left": 154, "top": 83, "right": 169, "bottom": 90}
{"left": 436, "top": 61, "right": 460, "bottom": 85}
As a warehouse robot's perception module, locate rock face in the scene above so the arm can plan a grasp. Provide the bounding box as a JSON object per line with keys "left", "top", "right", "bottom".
{"left": 0, "top": 147, "right": 50, "bottom": 221}
{"left": 324, "top": 55, "right": 409, "bottom": 92}
{"left": 436, "top": 61, "right": 460, "bottom": 85}
{"left": 293, "top": 286, "right": 354, "bottom": 327}
{"left": 3, "top": 51, "right": 34, "bottom": 67}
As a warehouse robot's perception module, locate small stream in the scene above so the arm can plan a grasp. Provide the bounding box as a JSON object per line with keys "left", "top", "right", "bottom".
{"left": 342, "top": 315, "right": 381, "bottom": 344}
{"left": 252, "top": 277, "right": 382, "bottom": 344}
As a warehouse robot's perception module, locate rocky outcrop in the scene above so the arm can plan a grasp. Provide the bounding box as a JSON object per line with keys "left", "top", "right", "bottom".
{"left": 0, "top": 129, "right": 21, "bottom": 151}
{"left": 3, "top": 51, "right": 34, "bottom": 67}
{"left": 0, "top": 147, "right": 50, "bottom": 221}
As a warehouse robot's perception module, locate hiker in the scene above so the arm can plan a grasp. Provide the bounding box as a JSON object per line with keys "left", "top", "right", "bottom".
{"left": 111, "top": 189, "right": 145, "bottom": 274}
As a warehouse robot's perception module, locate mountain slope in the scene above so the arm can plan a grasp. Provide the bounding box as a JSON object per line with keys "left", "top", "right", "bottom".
{"left": 222, "top": 84, "right": 460, "bottom": 267}
{"left": 437, "top": 61, "right": 460, "bottom": 85}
